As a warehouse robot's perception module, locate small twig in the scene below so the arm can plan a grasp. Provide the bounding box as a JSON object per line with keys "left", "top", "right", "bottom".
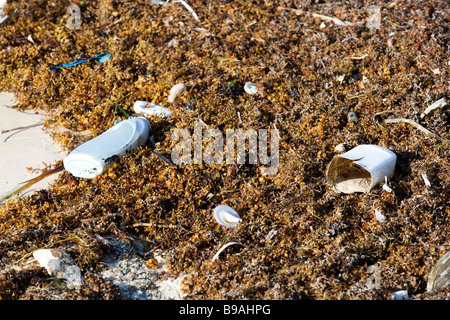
{"left": 277, "top": 6, "right": 356, "bottom": 27}
{"left": 1, "top": 122, "right": 43, "bottom": 134}
{"left": 383, "top": 118, "right": 445, "bottom": 142}
{"left": 151, "top": 150, "right": 176, "bottom": 167}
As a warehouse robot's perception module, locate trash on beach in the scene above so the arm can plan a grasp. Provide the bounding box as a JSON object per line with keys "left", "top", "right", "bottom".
{"left": 63, "top": 117, "right": 150, "bottom": 178}
{"left": 426, "top": 250, "right": 450, "bottom": 293}
{"left": 392, "top": 290, "right": 410, "bottom": 300}
{"left": 326, "top": 144, "right": 397, "bottom": 194}
{"left": 33, "top": 248, "right": 83, "bottom": 289}
{"left": 49, "top": 52, "right": 111, "bottom": 70}
{"left": 133, "top": 100, "right": 172, "bottom": 118}
{"left": 212, "top": 241, "right": 243, "bottom": 261}
{"left": 167, "top": 83, "right": 186, "bottom": 103}
{"left": 213, "top": 205, "right": 242, "bottom": 228}
{"left": 244, "top": 82, "right": 258, "bottom": 95}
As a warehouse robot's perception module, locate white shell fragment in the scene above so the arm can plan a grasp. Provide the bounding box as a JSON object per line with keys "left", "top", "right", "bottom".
{"left": 133, "top": 100, "right": 172, "bottom": 118}
{"left": 244, "top": 82, "right": 258, "bottom": 95}
{"left": 334, "top": 143, "right": 346, "bottom": 153}
{"left": 374, "top": 209, "right": 386, "bottom": 223}
{"left": 421, "top": 173, "right": 431, "bottom": 187}
{"left": 33, "top": 249, "right": 83, "bottom": 289}
{"left": 212, "top": 241, "right": 242, "bottom": 261}
{"left": 167, "top": 83, "right": 186, "bottom": 103}
{"left": 214, "top": 205, "right": 242, "bottom": 228}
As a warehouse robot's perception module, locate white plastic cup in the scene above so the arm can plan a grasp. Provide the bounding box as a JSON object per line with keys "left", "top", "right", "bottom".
{"left": 326, "top": 144, "right": 397, "bottom": 193}
{"left": 63, "top": 117, "right": 150, "bottom": 178}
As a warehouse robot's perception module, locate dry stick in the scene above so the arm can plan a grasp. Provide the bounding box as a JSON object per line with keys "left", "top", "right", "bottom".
{"left": 420, "top": 97, "right": 447, "bottom": 120}
{"left": 0, "top": 164, "right": 64, "bottom": 203}
{"left": 383, "top": 118, "right": 445, "bottom": 143}
{"left": 277, "top": 6, "right": 356, "bottom": 27}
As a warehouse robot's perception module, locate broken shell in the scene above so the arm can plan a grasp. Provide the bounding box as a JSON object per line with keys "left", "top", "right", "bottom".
{"left": 214, "top": 205, "right": 242, "bottom": 228}
{"left": 167, "top": 83, "right": 186, "bottom": 103}
{"left": 33, "top": 248, "right": 83, "bottom": 289}
{"left": 133, "top": 100, "right": 172, "bottom": 118}
{"left": 244, "top": 82, "right": 258, "bottom": 95}
{"left": 334, "top": 143, "right": 346, "bottom": 153}
{"left": 212, "top": 241, "right": 242, "bottom": 261}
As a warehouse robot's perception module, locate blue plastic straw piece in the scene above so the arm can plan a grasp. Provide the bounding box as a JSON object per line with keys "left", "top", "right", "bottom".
{"left": 49, "top": 53, "right": 111, "bottom": 70}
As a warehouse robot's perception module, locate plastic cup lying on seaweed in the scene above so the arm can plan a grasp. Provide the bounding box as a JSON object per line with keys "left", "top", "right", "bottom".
{"left": 326, "top": 144, "right": 397, "bottom": 194}
{"left": 63, "top": 117, "right": 150, "bottom": 178}
{"left": 214, "top": 205, "right": 242, "bottom": 228}
{"left": 133, "top": 100, "right": 172, "bottom": 118}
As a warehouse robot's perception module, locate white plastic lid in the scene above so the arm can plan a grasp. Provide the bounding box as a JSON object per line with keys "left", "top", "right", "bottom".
{"left": 63, "top": 117, "right": 150, "bottom": 178}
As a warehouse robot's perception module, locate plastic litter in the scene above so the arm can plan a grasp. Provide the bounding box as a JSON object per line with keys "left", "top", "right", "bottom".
{"left": 49, "top": 52, "right": 111, "bottom": 70}
{"left": 133, "top": 100, "right": 172, "bottom": 118}
{"left": 392, "top": 290, "right": 410, "bottom": 300}
{"left": 326, "top": 145, "right": 397, "bottom": 194}
{"left": 63, "top": 117, "right": 150, "bottom": 178}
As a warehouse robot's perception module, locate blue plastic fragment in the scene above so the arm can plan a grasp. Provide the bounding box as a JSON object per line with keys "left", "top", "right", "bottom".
{"left": 49, "top": 52, "right": 111, "bottom": 70}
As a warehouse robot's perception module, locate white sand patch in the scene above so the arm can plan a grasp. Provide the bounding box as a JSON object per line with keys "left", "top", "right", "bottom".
{"left": 0, "top": 92, "right": 65, "bottom": 199}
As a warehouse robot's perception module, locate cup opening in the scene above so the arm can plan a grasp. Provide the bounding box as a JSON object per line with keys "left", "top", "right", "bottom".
{"left": 327, "top": 157, "right": 372, "bottom": 193}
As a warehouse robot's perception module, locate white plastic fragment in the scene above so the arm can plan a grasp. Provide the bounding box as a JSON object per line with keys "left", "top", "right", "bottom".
{"left": 244, "top": 82, "right": 258, "bottom": 95}
{"left": 33, "top": 249, "right": 83, "bottom": 289}
{"left": 336, "top": 75, "right": 345, "bottom": 82}
{"left": 374, "top": 209, "right": 386, "bottom": 223}
{"left": 334, "top": 143, "right": 346, "bottom": 153}
{"left": 212, "top": 241, "right": 242, "bottom": 261}
{"left": 63, "top": 117, "right": 150, "bottom": 178}
{"left": 214, "top": 205, "right": 242, "bottom": 228}
{"left": 421, "top": 173, "right": 431, "bottom": 187}
{"left": 167, "top": 83, "right": 186, "bottom": 103}
{"left": 326, "top": 145, "right": 397, "bottom": 194}
{"left": 393, "top": 290, "right": 409, "bottom": 300}
{"left": 133, "top": 100, "right": 172, "bottom": 118}
{"left": 27, "top": 35, "right": 35, "bottom": 44}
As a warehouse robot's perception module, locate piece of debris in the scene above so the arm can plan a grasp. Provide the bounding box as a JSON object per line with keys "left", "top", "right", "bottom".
{"left": 374, "top": 209, "right": 386, "bottom": 223}
{"left": 63, "top": 117, "right": 150, "bottom": 178}
{"left": 32, "top": 248, "right": 83, "bottom": 289}
{"left": 213, "top": 205, "right": 242, "bottom": 228}
{"left": 49, "top": 52, "right": 111, "bottom": 70}
{"left": 421, "top": 173, "right": 431, "bottom": 187}
{"left": 393, "top": 290, "right": 410, "bottom": 300}
{"left": 326, "top": 145, "right": 397, "bottom": 194}
{"left": 212, "top": 241, "right": 243, "bottom": 261}
{"left": 244, "top": 82, "right": 258, "bottom": 95}
{"left": 167, "top": 83, "right": 186, "bottom": 103}
{"left": 419, "top": 97, "right": 447, "bottom": 120}
{"left": 382, "top": 176, "right": 392, "bottom": 193}
{"left": 334, "top": 143, "right": 346, "bottom": 153}
{"left": 347, "top": 111, "right": 359, "bottom": 123}
{"left": 134, "top": 100, "right": 172, "bottom": 118}
{"left": 383, "top": 117, "right": 445, "bottom": 142}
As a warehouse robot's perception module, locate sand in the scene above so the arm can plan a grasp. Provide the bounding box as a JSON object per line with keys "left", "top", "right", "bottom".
{"left": 0, "top": 92, "right": 65, "bottom": 200}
